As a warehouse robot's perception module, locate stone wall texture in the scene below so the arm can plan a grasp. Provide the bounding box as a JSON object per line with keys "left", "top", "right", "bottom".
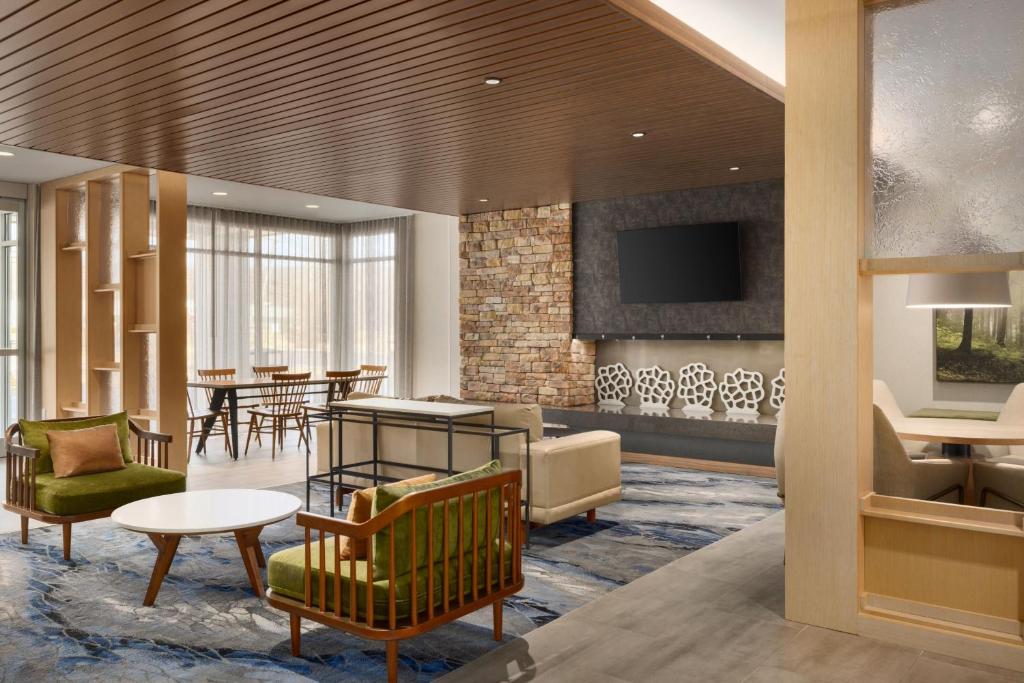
{"left": 460, "top": 204, "right": 595, "bottom": 407}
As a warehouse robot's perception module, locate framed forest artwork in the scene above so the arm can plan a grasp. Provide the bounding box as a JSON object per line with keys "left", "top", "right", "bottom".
{"left": 935, "top": 273, "right": 1024, "bottom": 383}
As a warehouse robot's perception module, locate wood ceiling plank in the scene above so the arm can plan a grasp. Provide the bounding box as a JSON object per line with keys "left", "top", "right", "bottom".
{"left": 0, "top": 1, "right": 103, "bottom": 46}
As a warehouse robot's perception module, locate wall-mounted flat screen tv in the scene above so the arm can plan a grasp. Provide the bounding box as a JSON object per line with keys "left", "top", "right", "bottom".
{"left": 616, "top": 222, "right": 742, "bottom": 304}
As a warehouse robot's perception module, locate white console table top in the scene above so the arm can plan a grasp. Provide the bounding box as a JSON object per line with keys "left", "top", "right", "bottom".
{"left": 330, "top": 397, "right": 495, "bottom": 418}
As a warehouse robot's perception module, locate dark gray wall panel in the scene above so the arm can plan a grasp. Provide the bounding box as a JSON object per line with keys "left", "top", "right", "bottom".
{"left": 573, "top": 179, "right": 784, "bottom": 337}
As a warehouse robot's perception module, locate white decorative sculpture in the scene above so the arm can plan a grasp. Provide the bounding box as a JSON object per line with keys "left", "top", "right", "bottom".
{"left": 676, "top": 362, "right": 716, "bottom": 412}
{"left": 595, "top": 362, "right": 633, "bottom": 406}
{"left": 769, "top": 368, "right": 786, "bottom": 411}
{"left": 719, "top": 368, "right": 765, "bottom": 415}
{"left": 635, "top": 365, "right": 675, "bottom": 409}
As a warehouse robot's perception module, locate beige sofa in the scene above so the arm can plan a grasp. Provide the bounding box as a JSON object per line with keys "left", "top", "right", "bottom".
{"left": 315, "top": 397, "right": 622, "bottom": 526}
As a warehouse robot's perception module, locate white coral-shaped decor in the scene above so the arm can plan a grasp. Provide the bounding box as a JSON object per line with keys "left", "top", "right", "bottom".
{"left": 677, "top": 362, "right": 716, "bottom": 412}
{"left": 769, "top": 368, "right": 785, "bottom": 411}
{"left": 595, "top": 362, "right": 633, "bottom": 405}
{"left": 719, "top": 368, "right": 765, "bottom": 415}
{"left": 635, "top": 365, "right": 675, "bottom": 409}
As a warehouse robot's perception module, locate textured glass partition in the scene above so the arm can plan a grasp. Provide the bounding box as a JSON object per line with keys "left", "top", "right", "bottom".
{"left": 868, "top": 0, "right": 1024, "bottom": 257}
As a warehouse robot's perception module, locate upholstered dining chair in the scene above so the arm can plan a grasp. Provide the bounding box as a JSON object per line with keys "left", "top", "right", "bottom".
{"left": 973, "top": 458, "right": 1024, "bottom": 511}
{"left": 357, "top": 364, "right": 387, "bottom": 395}
{"left": 773, "top": 404, "right": 785, "bottom": 501}
{"left": 299, "top": 369, "right": 362, "bottom": 450}
{"left": 873, "top": 405, "right": 969, "bottom": 503}
{"left": 873, "top": 379, "right": 933, "bottom": 457}
{"left": 972, "top": 383, "right": 1024, "bottom": 460}
{"left": 245, "top": 372, "right": 310, "bottom": 459}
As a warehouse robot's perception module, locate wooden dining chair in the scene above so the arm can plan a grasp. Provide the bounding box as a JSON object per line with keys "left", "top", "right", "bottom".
{"left": 244, "top": 372, "right": 310, "bottom": 460}
{"left": 186, "top": 389, "right": 231, "bottom": 461}
{"left": 299, "top": 369, "right": 361, "bottom": 450}
{"left": 196, "top": 367, "right": 236, "bottom": 436}
{"left": 357, "top": 364, "right": 387, "bottom": 394}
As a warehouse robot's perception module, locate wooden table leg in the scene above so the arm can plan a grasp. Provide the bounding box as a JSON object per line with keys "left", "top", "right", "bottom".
{"left": 234, "top": 525, "right": 266, "bottom": 596}
{"left": 144, "top": 533, "right": 181, "bottom": 606}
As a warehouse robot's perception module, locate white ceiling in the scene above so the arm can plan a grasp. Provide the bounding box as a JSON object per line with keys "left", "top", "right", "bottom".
{"left": 0, "top": 144, "right": 417, "bottom": 223}
{"left": 651, "top": 0, "right": 785, "bottom": 85}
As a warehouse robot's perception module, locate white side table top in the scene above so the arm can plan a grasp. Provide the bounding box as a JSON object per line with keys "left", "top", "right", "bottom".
{"left": 331, "top": 397, "right": 495, "bottom": 418}
{"left": 111, "top": 489, "right": 301, "bottom": 535}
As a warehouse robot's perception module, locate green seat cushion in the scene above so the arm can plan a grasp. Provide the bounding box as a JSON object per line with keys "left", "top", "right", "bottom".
{"left": 34, "top": 463, "right": 186, "bottom": 516}
{"left": 268, "top": 535, "right": 513, "bottom": 619}
{"left": 370, "top": 460, "right": 503, "bottom": 577}
{"left": 20, "top": 412, "right": 133, "bottom": 474}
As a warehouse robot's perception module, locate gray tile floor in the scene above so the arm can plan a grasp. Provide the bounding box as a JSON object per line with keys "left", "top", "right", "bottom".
{"left": 440, "top": 512, "right": 1023, "bottom": 683}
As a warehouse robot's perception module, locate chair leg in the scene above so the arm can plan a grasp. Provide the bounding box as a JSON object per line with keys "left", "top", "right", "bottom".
{"left": 62, "top": 523, "right": 72, "bottom": 561}
{"left": 493, "top": 600, "right": 503, "bottom": 641}
{"left": 290, "top": 614, "right": 301, "bottom": 657}
{"left": 296, "top": 416, "right": 310, "bottom": 454}
{"left": 222, "top": 413, "right": 232, "bottom": 456}
{"left": 386, "top": 640, "right": 398, "bottom": 683}
{"left": 20, "top": 516, "right": 28, "bottom": 545}
{"left": 586, "top": 508, "right": 597, "bottom": 524}
{"left": 244, "top": 414, "right": 258, "bottom": 456}
{"left": 272, "top": 417, "right": 278, "bottom": 460}
{"left": 254, "top": 415, "right": 264, "bottom": 447}
{"left": 187, "top": 426, "right": 194, "bottom": 463}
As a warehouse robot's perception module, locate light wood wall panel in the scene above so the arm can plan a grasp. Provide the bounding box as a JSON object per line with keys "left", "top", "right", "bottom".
{"left": 155, "top": 171, "right": 188, "bottom": 472}
{"left": 784, "top": 0, "right": 870, "bottom": 633}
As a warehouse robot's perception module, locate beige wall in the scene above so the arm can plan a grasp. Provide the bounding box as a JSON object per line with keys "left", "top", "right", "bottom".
{"left": 412, "top": 212, "right": 460, "bottom": 397}
{"left": 874, "top": 274, "right": 1010, "bottom": 413}
{"left": 596, "top": 340, "right": 783, "bottom": 413}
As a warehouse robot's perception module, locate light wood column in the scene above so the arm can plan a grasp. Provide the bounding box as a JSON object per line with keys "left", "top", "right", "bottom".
{"left": 155, "top": 171, "right": 188, "bottom": 472}
{"left": 784, "top": 0, "right": 871, "bottom": 633}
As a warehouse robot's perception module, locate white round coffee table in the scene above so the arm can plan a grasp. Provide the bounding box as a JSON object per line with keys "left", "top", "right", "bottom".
{"left": 112, "top": 489, "right": 301, "bottom": 606}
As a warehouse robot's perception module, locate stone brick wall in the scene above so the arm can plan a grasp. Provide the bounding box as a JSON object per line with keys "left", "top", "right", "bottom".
{"left": 460, "top": 204, "right": 595, "bottom": 407}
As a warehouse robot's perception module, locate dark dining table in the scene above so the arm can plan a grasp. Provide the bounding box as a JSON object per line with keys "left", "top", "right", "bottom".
{"left": 186, "top": 375, "right": 386, "bottom": 459}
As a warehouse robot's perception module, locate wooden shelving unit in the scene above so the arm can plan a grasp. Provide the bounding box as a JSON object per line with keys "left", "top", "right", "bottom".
{"left": 42, "top": 166, "right": 187, "bottom": 471}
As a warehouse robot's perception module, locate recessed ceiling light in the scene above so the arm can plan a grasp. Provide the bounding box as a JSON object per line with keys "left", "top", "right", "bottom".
{"left": 631, "top": 131, "right": 646, "bottom": 138}
{"left": 478, "top": 198, "right": 489, "bottom": 202}
{"left": 729, "top": 166, "right": 740, "bottom": 171}
{"left": 305, "top": 204, "right": 320, "bottom": 209}
{"left": 212, "top": 191, "right": 227, "bottom": 196}
{"left": 0, "top": 151, "right": 14, "bottom": 157}
{"left": 483, "top": 77, "right": 502, "bottom": 85}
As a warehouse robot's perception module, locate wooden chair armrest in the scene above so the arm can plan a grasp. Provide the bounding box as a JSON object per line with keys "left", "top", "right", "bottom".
{"left": 129, "top": 420, "right": 173, "bottom": 443}
{"left": 6, "top": 442, "right": 40, "bottom": 460}
{"left": 296, "top": 511, "right": 370, "bottom": 539}
{"left": 5, "top": 442, "right": 38, "bottom": 510}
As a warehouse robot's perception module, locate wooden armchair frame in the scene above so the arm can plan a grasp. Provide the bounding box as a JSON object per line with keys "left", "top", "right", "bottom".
{"left": 267, "top": 470, "right": 524, "bottom": 683}
{"left": 3, "top": 417, "right": 173, "bottom": 560}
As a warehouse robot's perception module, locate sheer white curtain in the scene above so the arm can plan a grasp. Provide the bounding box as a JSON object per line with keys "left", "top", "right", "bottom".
{"left": 187, "top": 208, "right": 411, "bottom": 397}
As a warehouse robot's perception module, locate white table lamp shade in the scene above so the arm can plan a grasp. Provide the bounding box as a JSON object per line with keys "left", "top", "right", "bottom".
{"left": 905, "top": 272, "right": 1011, "bottom": 309}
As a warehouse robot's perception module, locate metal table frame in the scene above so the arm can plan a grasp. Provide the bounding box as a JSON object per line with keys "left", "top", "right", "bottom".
{"left": 306, "top": 403, "right": 534, "bottom": 546}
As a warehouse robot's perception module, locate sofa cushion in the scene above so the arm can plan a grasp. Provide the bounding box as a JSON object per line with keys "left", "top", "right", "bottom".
{"left": 339, "top": 473, "right": 437, "bottom": 560}
{"left": 268, "top": 535, "right": 512, "bottom": 618}
{"left": 20, "top": 412, "right": 133, "bottom": 474}
{"left": 47, "top": 424, "right": 126, "bottom": 478}
{"left": 34, "top": 463, "right": 186, "bottom": 516}
{"left": 371, "top": 460, "right": 503, "bottom": 577}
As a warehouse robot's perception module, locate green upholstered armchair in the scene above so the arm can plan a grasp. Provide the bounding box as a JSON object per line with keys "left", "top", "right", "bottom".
{"left": 266, "top": 464, "right": 523, "bottom": 683}
{"left": 4, "top": 413, "right": 185, "bottom": 560}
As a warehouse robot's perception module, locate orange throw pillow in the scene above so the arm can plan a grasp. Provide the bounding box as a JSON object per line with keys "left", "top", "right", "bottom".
{"left": 339, "top": 473, "right": 436, "bottom": 560}
{"left": 46, "top": 424, "right": 126, "bottom": 478}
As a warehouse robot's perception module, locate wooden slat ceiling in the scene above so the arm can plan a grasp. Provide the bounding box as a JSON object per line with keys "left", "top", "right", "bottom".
{"left": 0, "top": 0, "right": 784, "bottom": 215}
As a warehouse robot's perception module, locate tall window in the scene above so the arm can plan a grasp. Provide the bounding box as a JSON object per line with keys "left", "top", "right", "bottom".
{"left": 186, "top": 208, "right": 410, "bottom": 396}
{"left": 0, "top": 200, "right": 20, "bottom": 428}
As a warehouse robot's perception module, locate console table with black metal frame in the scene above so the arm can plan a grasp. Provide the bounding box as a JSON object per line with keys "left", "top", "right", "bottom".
{"left": 305, "top": 397, "right": 534, "bottom": 546}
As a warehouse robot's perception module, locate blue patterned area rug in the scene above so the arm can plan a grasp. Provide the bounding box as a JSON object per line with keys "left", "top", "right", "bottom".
{"left": 0, "top": 464, "right": 780, "bottom": 682}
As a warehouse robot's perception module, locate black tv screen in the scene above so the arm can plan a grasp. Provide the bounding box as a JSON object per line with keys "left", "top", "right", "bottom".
{"left": 616, "top": 223, "right": 742, "bottom": 304}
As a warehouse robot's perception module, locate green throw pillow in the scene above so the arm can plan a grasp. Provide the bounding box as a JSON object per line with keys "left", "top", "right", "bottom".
{"left": 371, "top": 460, "right": 503, "bottom": 578}
{"left": 20, "top": 412, "right": 133, "bottom": 474}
